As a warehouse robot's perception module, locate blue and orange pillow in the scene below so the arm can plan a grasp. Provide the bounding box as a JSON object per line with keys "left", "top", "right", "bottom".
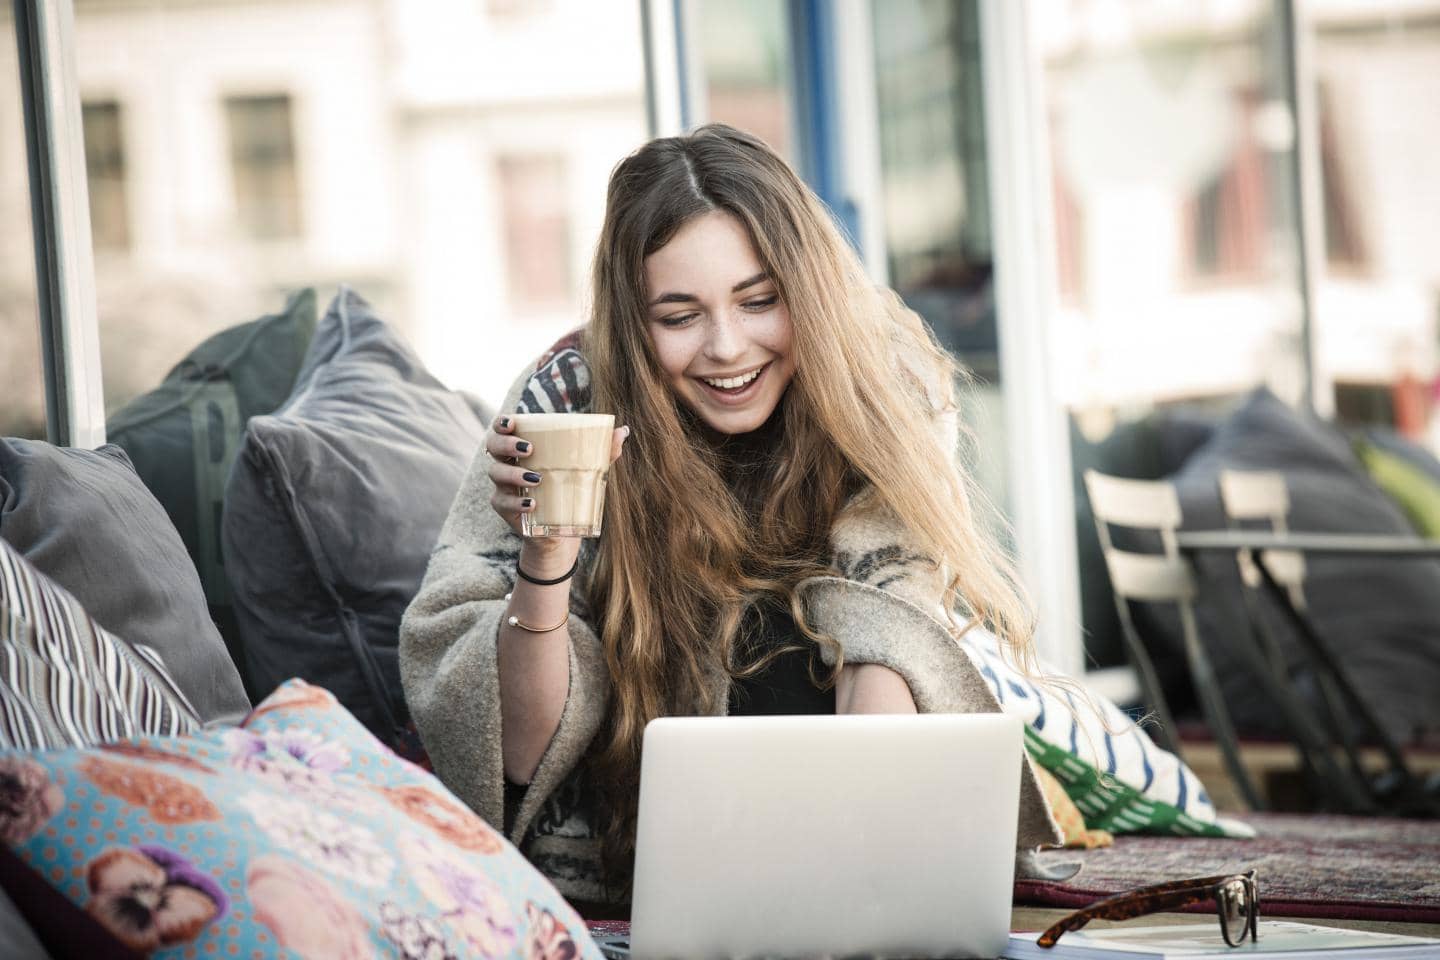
{"left": 0, "top": 679, "right": 600, "bottom": 959}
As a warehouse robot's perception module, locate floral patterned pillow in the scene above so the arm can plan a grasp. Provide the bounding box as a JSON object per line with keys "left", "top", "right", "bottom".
{"left": 0, "top": 679, "right": 600, "bottom": 959}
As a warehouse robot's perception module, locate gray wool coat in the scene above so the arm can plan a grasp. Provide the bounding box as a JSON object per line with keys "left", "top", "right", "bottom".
{"left": 399, "top": 343, "right": 1063, "bottom": 902}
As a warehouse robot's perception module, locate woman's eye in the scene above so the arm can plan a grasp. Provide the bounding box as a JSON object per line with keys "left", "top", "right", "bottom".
{"left": 742, "top": 295, "right": 778, "bottom": 311}
{"left": 658, "top": 312, "right": 698, "bottom": 328}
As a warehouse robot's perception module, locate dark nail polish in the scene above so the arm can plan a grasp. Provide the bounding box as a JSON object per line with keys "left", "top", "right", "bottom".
{"left": 521, "top": 497, "right": 534, "bottom": 508}
{"left": 516, "top": 441, "right": 532, "bottom": 454}
{"left": 499, "top": 416, "right": 511, "bottom": 429}
{"left": 523, "top": 472, "right": 542, "bottom": 484}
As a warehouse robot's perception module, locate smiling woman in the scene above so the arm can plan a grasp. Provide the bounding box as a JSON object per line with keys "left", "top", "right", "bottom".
{"left": 400, "top": 123, "right": 1060, "bottom": 907}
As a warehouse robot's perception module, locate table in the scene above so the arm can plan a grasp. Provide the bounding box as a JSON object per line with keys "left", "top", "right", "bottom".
{"left": 1173, "top": 528, "right": 1440, "bottom": 815}
{"left": 1175, "top": 529, "right": 1440, "bottom": 558}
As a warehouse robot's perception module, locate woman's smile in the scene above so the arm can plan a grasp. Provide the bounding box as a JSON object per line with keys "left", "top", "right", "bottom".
{"left": 695, "top": 361, "right": 771, "bottom": 404}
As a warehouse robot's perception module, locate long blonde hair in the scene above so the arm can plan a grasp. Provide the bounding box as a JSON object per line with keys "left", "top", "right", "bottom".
{"left": 583, "top": 124, "right": 1033, "bottom": 883}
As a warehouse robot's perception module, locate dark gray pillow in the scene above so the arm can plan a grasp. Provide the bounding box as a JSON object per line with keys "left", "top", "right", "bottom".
{"left": 0, "top": 439, "right": 250, "bottom": 726}
{"left": 106, "top": 289, "right": 318, "bottom": 679}
{"left": 221, "top": 287, "right": 487, "bottom": 740}
{"left": 1161, "top": 388, "right": 1440, "bottom": 743}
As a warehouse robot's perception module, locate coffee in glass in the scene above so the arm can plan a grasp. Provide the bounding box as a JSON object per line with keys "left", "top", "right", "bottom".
{"left": 511, "top": 413, "right": 614, "bottom": 538}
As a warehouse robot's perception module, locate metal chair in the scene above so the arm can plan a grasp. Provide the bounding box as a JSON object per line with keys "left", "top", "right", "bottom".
{"left": 1217, "top": 469, "right": 1434, "bottom": 814}
{"left": 1084, "top": 469, "right": 1392, "bottom": 814}
{"left": 1083, "top": 470, "right": 1266, "bottom": 810}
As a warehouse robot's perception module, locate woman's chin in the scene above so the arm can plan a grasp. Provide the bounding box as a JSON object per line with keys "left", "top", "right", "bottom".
{"left": 693, "top": 400, "right": 777, "bottom": 436}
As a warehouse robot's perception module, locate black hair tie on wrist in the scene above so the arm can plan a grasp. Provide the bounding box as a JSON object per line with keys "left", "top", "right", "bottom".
{"left": 516, "top": 557, "right": 579, "bottom": 587}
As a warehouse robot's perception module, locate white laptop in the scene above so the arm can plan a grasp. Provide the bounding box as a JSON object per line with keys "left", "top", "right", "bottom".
{"left": 598, "top": 713, "right": 1024, "bottom": 960}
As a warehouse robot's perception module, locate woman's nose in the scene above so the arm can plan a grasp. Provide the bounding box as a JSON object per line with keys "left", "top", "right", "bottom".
{"left": 703, "top": 312, "right": 746, "bottom": 364}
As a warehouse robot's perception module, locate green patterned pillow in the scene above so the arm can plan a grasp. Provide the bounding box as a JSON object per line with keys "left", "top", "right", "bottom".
{"left": 1024, "top": 727, "right": 1253, "bottom": 838}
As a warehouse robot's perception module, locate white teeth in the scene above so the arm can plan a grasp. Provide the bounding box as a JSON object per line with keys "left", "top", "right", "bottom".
{"left": 702, "top": 367, "right": 762, "bottom": 390}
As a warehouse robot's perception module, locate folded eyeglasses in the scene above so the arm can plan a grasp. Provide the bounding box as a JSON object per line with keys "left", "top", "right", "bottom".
{"left": 1037, "top": 870, "right": 1259, "bottom": 949}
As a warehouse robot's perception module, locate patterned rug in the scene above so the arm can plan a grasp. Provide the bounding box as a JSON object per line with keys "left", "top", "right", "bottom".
{"left": 1014, "top": 813, "right": 1440, "bottom": 923}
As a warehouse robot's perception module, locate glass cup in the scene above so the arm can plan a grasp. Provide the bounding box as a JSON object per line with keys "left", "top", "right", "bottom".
{"left": 511, "top": 413, "right": 614, "bottom": 538}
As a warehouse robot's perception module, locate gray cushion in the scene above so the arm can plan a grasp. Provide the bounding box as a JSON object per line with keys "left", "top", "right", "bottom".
{"left": 1162, "top": 388, "right": 1440, "bottom": 743}
{"left": 221, "top": 287, "right": 487, "bottom": 740}
{"left": 106, "top": 290, "right": 317, "bottom": 682}
{"left": 0, "top": 439, "right": 250, "bottom": 727}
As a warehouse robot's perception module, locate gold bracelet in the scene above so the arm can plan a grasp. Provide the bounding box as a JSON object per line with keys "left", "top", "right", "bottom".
{"left": 503, "top": 600, "right": 569, "bottom": 634}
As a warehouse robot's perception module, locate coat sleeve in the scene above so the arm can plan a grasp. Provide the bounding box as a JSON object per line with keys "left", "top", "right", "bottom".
{"left": 398, "top": 365, "right": 611, "bottom": 844}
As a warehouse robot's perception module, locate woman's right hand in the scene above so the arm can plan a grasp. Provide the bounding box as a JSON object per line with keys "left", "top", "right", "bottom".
{"left": 485, "top": 415, "right": 630, "bottom": 572}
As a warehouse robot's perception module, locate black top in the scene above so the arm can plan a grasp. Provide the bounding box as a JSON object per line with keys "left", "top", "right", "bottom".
{"left": 727, "top": 599, "right": 835, "bottom": 716}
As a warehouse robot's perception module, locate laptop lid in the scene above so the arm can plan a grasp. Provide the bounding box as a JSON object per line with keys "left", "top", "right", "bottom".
{"left": 628, "top": 713, "right": 1023, "bottom": 960}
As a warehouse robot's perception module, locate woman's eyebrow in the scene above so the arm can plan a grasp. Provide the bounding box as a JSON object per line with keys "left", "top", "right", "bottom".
{"left": 649, "top": 290, "right": 697, "bottom": 306}
{"left": 731, "top": 271, "right": 769, "bottom": 293}
{"left": 648, "top": 272, "right": 772, "bottom": 308}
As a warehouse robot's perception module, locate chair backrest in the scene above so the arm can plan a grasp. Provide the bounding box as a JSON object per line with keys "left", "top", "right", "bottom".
{"left": 1082, "top": 470, "right": 1196, "bottom": 760}
{"left": 1216, "top": 469, "right": 1290, "bottom": 527}
{"left": 1217, "top": 469, "right": 1306, "bottom": 605}
{"left": 1083, "top": 471, "right": 1194, "bottom": 603}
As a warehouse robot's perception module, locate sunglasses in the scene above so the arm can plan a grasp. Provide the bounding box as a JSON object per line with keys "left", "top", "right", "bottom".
{"left": 1037, "top": 870, "right": 1259, "bottom": 949}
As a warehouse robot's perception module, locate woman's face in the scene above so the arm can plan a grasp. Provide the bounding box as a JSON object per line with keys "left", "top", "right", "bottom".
{"left": 643, "top": 210, "right": 796, "bottom": 435}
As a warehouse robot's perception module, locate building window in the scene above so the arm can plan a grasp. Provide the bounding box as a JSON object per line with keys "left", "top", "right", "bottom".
{"left": 225, "top": 94, "right": 301, "bottom": 241}
{"left": 82, "top": 99, "right": 129, "bottom": 250}
{"left": 1184, "top": 91, "right": 1270, "bottom": 281}
{"left": 497, "top": 154, "right": 571, "bottom": 310}
{"left": 1316, "top": 82, "right": 1367, "bottom": 270}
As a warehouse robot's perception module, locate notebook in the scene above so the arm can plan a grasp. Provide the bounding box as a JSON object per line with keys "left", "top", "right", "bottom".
{"left": 598, "top": 713, "right": 1025, "bottom": 959}
{"left": 1002, "top": 919, "right": 1440, "bottom": 959}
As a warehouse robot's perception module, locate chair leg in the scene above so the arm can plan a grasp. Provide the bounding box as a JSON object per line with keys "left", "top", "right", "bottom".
{"left": 1114, "top": 600, "right": 1183, "bottom": 757}
{"left": 1176, "top": 605, "right": 1268, "bottom": 812}
{"left": 1252, "top": 556, "right": 1425, "bottom": 808}
{"left": 1237, "top": 572, "right": 1368, "bottom": 787}
{"left": 1182, "top": 590, "right": 1377, "bottom": 815}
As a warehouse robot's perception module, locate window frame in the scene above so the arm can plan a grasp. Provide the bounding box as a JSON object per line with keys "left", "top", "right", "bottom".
{"left": 14, "top": 0, "right": 104, "bottom": 449}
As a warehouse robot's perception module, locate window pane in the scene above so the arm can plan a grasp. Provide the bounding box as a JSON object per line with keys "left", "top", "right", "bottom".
{"left": 697, "top": 0, "right": 796, "bottom": 161}
{"left": 75, "top": 1, "right": 648, "bottom": 415}
{"left": 873, "top": 0, "right": 993, "bottom": 376}
{"left": 1036, "top": 2, "right": 1306, "bottom": 669}
{"left": 1310, "top": 2, "right": 1440, "bottom": 439}
{"left": 0, "top": 5, "right": 45, "bottom": 440}
{"left": 1039, "top": 1, "right": 1305, "bottom": 417}
{"left": 871, "top": 0, "right": 1011, "bottom": 527}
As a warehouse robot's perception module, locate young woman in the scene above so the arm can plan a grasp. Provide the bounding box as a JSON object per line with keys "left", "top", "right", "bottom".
{"left": 400, "top": 123, "right": 1062, "bottom": 905}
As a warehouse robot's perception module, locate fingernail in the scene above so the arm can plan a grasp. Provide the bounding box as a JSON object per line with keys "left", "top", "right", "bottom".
{"left": 523, "top": 472, "right": 542, "bottom": 484}
{"left": 499, "top": 416, "right": 511, "bottom": 429}
{"left": 622, "top": 425, "right": 632, "bottom": 439}
{"left": 521, "top": 497, "right": 534, "bottom": 508}
{"left": 516, "top": 441, "right": 531, "bottom": 454}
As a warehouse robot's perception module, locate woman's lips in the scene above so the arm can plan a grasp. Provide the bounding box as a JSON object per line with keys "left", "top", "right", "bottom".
{"left": 695, "top": 362, "right": 769, "bottom": 406}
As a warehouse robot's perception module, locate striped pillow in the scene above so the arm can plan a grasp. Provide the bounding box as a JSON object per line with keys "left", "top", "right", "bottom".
{"left": 0, "top": 537, "right": 200, "bottom": 749}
